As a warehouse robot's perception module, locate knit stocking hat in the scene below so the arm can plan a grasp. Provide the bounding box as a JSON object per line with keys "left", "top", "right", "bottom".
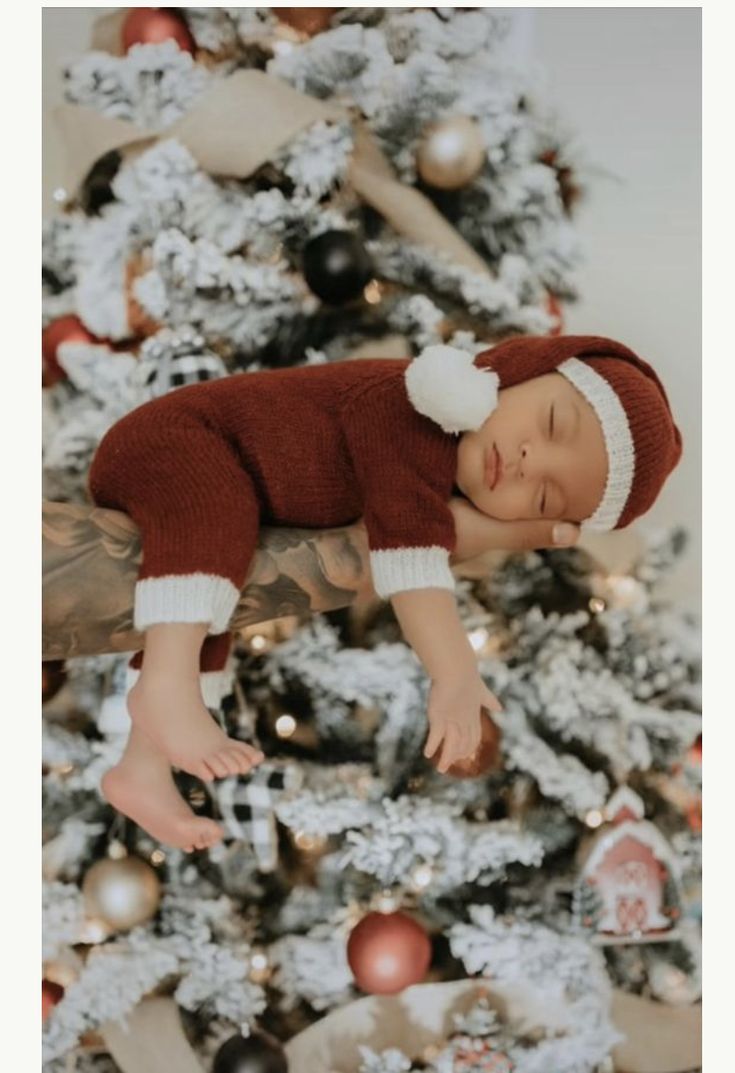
{"left": 404, "top": 334, "right": 683, "bottom": 531}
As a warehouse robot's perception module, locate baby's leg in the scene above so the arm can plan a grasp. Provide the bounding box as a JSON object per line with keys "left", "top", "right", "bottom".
{"left": 128, "top": 624, "right": 264, "bottom": 782}
{"left": 101, "top": 724, "right": 224, "bottom": 851}
{"left": 88, "top": 412, "right": 264, "bottom": 780}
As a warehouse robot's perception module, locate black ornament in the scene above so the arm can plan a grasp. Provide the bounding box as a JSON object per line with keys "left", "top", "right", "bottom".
{"left": 302, "top": 230, "right": 373, "bottom": 304}
{"left": 80, "top": 150, "right": 122, "bottom": 215}
{"left": 212, "top": 1030, "right": 288, "bottom": 1073}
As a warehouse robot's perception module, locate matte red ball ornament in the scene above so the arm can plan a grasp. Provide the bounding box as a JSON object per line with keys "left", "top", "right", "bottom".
{"left": 121, "top": 8, "right": 196, "bottom": 54}
{"left": 42, "top": 980, "right": 64, "bottom": 1021}
{"left": 545, "top": 291, "right": 564, "bottom": 336}
{"left": 346, "top": 910, "right": 432, "bottom": 994}
{"left": 428, "top": 707, "right": 502, "bottom": 779}
{"left": 275, "top": 8, "right": 338, "bottom": 37}
{"left": 42, "top": 315, "right": 97, "bottom": 387}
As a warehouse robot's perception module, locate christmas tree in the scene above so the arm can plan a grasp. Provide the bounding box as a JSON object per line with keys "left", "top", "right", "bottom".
{"left": 42, "top": 9, "right": 701, "bottom": 1072}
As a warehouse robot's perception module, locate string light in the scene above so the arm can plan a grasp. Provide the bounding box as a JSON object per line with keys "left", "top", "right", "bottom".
{"left": 410, "top": 862, "right": 434, "bottom": 890}
{"left": 588, "top": 596, "right": 606, "bottom": 614}
{"left": 373, "top": 888, "right": 399, "bottom": 913}
{"left": 363, "top": 279, "right": 383, "bottom": 304}
{"left": 150, "top": 849, "right": 166, "bottom": 866}
{"left": 293, "top": 829, "right": 327, "bottom": 852}
{"left": 107, "top": 840, "right": 127, "bottom": 860}
{"left": 275, "top": 713, "right": 297, "bottom": 738}
{"left": 248, "top": 947, "right": 272, "bottom": 984}
{"left": 249, "top": 633, "right": 268, "bottom": 652}
{"left": 52, "top": 187, "right": 68, "bottom": 203}
{"left": 77, "top": 917, "right": 111, "bottom": 944}
{"left": 585, "top": 809, "right": 604, "bottom": 828}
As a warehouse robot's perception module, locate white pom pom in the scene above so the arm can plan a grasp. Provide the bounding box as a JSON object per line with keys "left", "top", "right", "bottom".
{"left": 404, "top": 345, "right": 499, "bottom": 434}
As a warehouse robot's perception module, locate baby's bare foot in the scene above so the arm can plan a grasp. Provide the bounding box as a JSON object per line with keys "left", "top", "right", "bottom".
{"left": 127, "top": 678, "right": 264, "bottom": 782}
{"left": 101, "top": 727, "right": 224, "bottom": 851}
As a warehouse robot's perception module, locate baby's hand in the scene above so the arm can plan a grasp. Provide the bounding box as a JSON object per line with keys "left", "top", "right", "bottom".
{"left": 423, "top": 672, "right": 503, "bottom": 774}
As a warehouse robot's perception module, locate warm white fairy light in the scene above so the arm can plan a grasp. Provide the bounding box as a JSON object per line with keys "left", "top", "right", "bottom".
{"left": 52, "top": 187, "right": 68, "bottom": 203}
{"left": 77, "top": 917, "right": 111, "bottom": 944}
{"left": 363, "top": 279, "right": 383, "bottom": 304}
{"left": 249, "top": 633, "right": 268, "bottom": 652}
{"left": 585, "top": 809, "right": 604, "bottom": 828}
{"left": 588, "top": 596, "right": 606, "bottom": 614}
{"left": 275, "top": 713, "right": 297, "bottom": 738}
{"left": 293, "top": 829, "right": 327, "bottom": 852}
{"left": 150, "top": 849, "right": 166, "bottom": 866}
{"left": 373, "top": 888, "right": 399, "bottom": 913}
{"left": 410, "top": 862, "right": 434, "bottom": 890}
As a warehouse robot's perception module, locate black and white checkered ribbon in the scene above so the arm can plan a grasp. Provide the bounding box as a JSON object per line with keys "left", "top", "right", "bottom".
{"left": 135, "top": 326, "right": 227, "bottom": 398}
{"left": 214, "top": 760, "right": 304, "bottom": 872}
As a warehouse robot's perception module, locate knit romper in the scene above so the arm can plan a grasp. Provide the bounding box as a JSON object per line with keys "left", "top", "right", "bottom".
{"left": 87, "top": 357, "right": 460, "bottom": 703}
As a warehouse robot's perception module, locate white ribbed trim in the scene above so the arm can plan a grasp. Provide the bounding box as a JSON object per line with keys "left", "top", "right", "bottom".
{"left": 557, "top": 357, "right": 635, "bottom": 531}
{"left": 134, "top": 574, "right": 240, "bottom": 635}
{"left": 370, "top": 546, "right": 456, "bottom": 599}
{"left": 125, "top": 663, "right": 234, "bottom": 708}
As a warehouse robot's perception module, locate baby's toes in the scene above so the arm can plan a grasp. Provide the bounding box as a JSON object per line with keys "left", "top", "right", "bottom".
{"left": 238, "top": 741, "right": 263, "bottom": 766}
{"left": 206, "top": 753, "right": 231, "bottom": 779}
{"left": 224, "top": 747, "right": 251, "bottom": 774}
{"left": 215, "top": 750, "right": 240, "bottom": 777}
{"left": 202, "top": 821, "right": 224, "bottom": 848}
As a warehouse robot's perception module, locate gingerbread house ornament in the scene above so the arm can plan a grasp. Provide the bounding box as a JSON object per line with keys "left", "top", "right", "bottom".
{"left": 574, "top": 787, "right": 682, "bottom": 944}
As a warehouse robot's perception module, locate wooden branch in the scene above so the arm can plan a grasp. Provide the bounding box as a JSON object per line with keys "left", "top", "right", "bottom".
{"left": 42, "top": 500, "right": 379, "bottom": 660}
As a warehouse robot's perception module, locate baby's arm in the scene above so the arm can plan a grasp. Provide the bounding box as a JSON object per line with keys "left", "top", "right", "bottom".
{"left": 391, "top": 587, "right": 502, "bottom": 773}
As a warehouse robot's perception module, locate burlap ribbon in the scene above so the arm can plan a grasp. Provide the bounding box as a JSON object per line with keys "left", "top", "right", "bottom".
{"left": 54, "top": 14, "right": 491, "bottom": 277}
{"left": 98, "top": 987, "right": 701, "bottom": 1073}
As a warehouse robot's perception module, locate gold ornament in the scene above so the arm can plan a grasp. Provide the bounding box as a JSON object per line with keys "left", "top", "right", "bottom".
{"left": 417, "top": 115, "right": 486, "bottom": 190}
{"left": 82, "top": 855, "right": 161, "bottom": 932}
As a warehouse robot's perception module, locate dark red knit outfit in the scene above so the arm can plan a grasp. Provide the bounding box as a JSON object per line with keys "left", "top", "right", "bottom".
{"left": 87, "top": 335, "right": 683, "bottom": 693}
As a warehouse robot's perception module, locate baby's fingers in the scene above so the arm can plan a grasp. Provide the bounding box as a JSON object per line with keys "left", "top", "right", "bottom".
{"left": 423, "top": 721, "right": 446, "bottom": 759}
{"left": 481, "top": 685, "right": 503, "bottom": 714}
{"left": 436, "top": 726, "right": 464, "bottom": 773}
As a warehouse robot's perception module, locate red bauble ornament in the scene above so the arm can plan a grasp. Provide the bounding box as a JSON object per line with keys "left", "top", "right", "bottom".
{"left": 428, "top": 708, "right": 502, "bottom": 779}
{"left": 545, "top": 291, "right": 564, "bottom": 336}
{"left": 42, "top": 980, "right": 64, "bottom": 1021}
{"left": 42, "top": 315, "right": 97, "bottom": 387}
{"left": 121, "top": 8, "right": 196, "bottom": 54}
{"left": 346, "top": 910, "right": 432, "bottom": 994}
{"left": 275, "top": 8, "right": 338, "bottom": 37}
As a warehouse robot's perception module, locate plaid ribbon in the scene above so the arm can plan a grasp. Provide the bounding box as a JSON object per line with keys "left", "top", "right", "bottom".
{"left": 214, "top": 760, "right": 304, "bottom": 872}
{"left": 141, "top": 349, "right": 228, "bottom": 396}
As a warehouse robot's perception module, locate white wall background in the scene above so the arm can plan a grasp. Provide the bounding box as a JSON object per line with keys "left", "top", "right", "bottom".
{"left": 42, "top": 7, "right": 701, "bottom": 614}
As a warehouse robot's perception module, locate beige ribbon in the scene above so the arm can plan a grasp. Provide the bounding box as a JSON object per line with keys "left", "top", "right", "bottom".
{"left": 96, "top": 985, "right": 700, "bottom": 1073}
{"left": 54, "top": 61, "right": 490, "bottom": 276}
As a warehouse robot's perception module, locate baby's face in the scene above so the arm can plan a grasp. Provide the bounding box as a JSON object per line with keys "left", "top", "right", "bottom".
{"left": 455, "top": 371, "right": 608, "bottom": 524}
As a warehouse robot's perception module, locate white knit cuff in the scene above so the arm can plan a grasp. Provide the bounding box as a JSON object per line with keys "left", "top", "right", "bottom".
{"left": 126, "top": 663, "right": 235, "bottom": 708}
{"left": 134, "top": 574, "right": 240, "bottom": 635}
{"left": 557, "top": 357, "right": 636, "bottom": 531}
{"left": 370, "top": 546, "right": 456, "bottom": 599}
